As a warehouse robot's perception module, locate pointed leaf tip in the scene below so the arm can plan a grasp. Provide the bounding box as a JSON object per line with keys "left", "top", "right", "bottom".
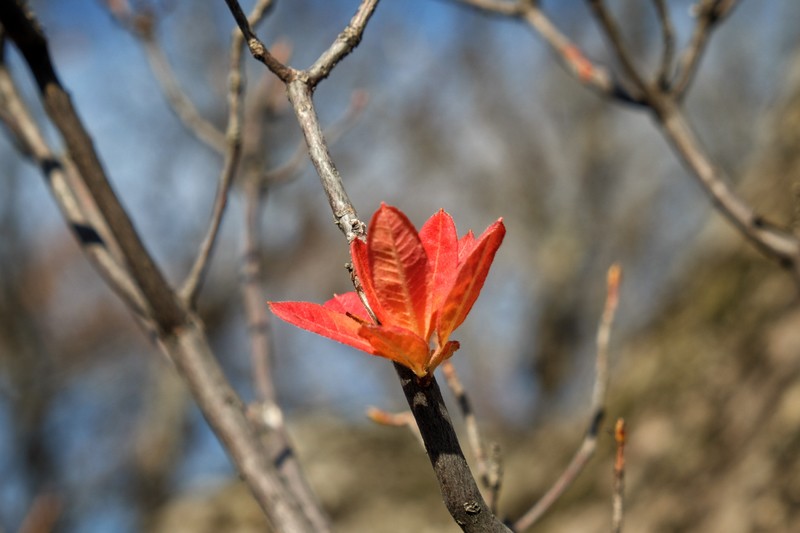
{"left": 269, "top": 301, "right": 374, "bottom": 354}
{"left": 419, "top": 208, "right": 459, "bottom": 337}
{"left": 368, "top": 204, "right": 429, "bottom": 336}
{"left": 437, "top": 218, "right": 505, "bottom": 343}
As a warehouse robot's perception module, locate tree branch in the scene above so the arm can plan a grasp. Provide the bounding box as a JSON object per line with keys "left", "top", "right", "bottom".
{"left": 672, "top": 0, "right": 740, "bottom": 99}
{"left": 653, "top": 99, "right": 800, "bottom": 272}
{"left": 306, "top": 0, "right": 379, "bottom": 86}
{"left": 285, "top": 81, "right": 365, "bottom": 241}
{"left": 585, "top": 0, "right": 652, "bottom": 99}
{"left": 2, "top": 3, "right": 321, "bottom": 530}
{"left": 0, "top": 46, "right": 148, "bottom": 317}
{"left": 179, "top": 15, "right": 249, "bottom": 306}
{"left": 240, "top": 179, "right": 331, "bottom": 532}
{"left": 612, "top": 418, "right": 626, "bottom": 533}
{"left": 442, "top": 360, "right": 503, "bottom": 513}
{"left": 0, "top": 0, "right": 185, "bottom": 332}
{"left": 223, "top": 0, "right": 295, "bottom": 82}
{"left": 452, "top": 0, "right": 646, "bottom": 105}
{"left": 140, "top": 34, "right": 227, "bottom": 153}
{"left": 160, "top": 316, "right": 317, "bottom": 532}
{"left": 454, "top": 0, "right": 800, "bottom": 280}
{"left": 514, "top": 264, "right": 621, "bottom": 531}
{"left": 225, "top": 1, "right": 513, "bottom": 529}
{"left": 262, "top": 89, "right": 368, "bottom": 185}
{"left": 395, "top": 364, "right": 513, "bottom": 533}
{"left": 651, "top": 0, "right": 674, "bottom": 90}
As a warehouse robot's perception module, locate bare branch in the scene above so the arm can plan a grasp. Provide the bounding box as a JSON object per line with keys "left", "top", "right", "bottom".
{"left": 2, "top": 4, "right": 322, "bottom": 529}
{"left": 442, "top": 361, "right": 503, "bottom": 513}
{"left": 514, "top": 264, "right": 621, "bottom": 531}
{"left": 612, "top": 418, "right": 626, "bottom": 533}
{"left": 223, "top": 0, "right": 295, "bottom": 82}
{"left": 672, "top": 0, "right": 740, "bottom": 99}
{"left": 651, "top": 0, "right": 674, "bottom": 90}
{"left": 367, "top": 406, "right": 425, "bottom": 447}
{"left": 286, "top": 81, "right": 365, "bottom": 241}
{"left": 179, "top": 17, "right": 248, "bottom": 306}
{"left": 160, "top": 316, "right": 317, "bottom": 532}
{"left": 140, "top": 36, "right": 228, "bottom": 152}
{"left": 226, "top": 1, "right": 510, "bottom": 529}
{"left": 262, "top": 89, "right": 368, "bottom": 184}
{"left": 585, "top": 0, "right": 652, "bottom": 99}
{"left": 0, "top": 57, "right": 148, "bottom": 317}
{"left": 239, "top": 180, "right": 331, "bottom": 531}
{"left": 395, "top": 364, "right": 513, "bottom": 533}
{"left": 449, "top": 0, "right": 521, "bottom": 16}
{"left": 0, "top": 1, "right": 186, "bottom": 332}
{"left": 452, "top": 0, "right": 645, "bottom": 105}
{"left": 456, "top": 0, "right": 800, "bottom": 279}
{"left": 306, "top": 0, "right": 380, "bottom": 86}
{"left": 654, "top": 99, "right": 800, "bottom": 272}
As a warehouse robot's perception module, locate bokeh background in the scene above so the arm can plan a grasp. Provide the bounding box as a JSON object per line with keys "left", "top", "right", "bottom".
{"left": 2, "top": 0, "right": 800, "bottom": 531}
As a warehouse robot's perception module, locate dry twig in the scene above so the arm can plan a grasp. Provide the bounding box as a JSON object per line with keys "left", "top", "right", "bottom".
{"left": 612, "top": 418, "right": 626, "bottom": 533}
{"left": 514, "top": 264, "right": 621, "bottom": 531}
{"left": 0, "top": 4, "right": 319, "bottom": 530}
{"left": 672, "top": 0, "right": 740, "bottom": 99}
{"left": 442, "top": 360, "right": 503, "bottom": 513}
{"left": 651, "top": 0, "right": 674, "bottom": 89}
{"left": 367, "top": 407, "right": 425, "bottom": 447}
{"left": 452, "top": 0, "right": 800, "bottom": 282}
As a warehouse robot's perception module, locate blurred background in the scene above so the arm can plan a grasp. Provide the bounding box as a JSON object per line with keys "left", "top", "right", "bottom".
{"left": 1, "top": 0, "right": 800, "bottom": 531}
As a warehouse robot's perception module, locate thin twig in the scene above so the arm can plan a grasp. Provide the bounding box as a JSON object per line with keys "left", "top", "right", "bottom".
{"left": 2, "top": 5, "right": 318, "bottom": 530}
{"left": 442, "top": 360, "right": 503, "bottom": 513}
{"left": 1, "top": 1, "right": 186, "bottom": 332}
{"left": 105, "top": 1, "right": 226, "bottom": 153}
{"left": 612, "top": 418, "right": 626, "bottom": 533}
{"left": 224, "top": 0, "right": 295, "bottom": 82}
{"left": 262, "top": 89, "right": 368, "bottom": 184}
{"left": 654, "top": 98, "right": 800, "bottom": 273}
{"left": 179, "top": 16, "right": 248, "bottom": 305}
{"left": 0, "top": 60, "right": 148, "bottom": 317}
{"left": 449, "top": 0, "right": 521, "bottom": 16}
{"left": 225, "top": 0, "right": 510, "bottom": 529}
{"left": 286, "top": 81, "right": 365, "bottom": 241}
{"left": 651, "top": 0, "right": 674, "bottom": 90}
{"left": 367, "top": 406, "right": 425, "bottom": 447}
{"left": 514, "top": 264, "right": 622, "bottom": 531}
{"left": 457, "top": 0, "right": 800, "bottom": 280}
{"left": 672, "top": 0, "right": 740, "bottom": 99}
{"left": 452, "top": 0, "right": 645, "bottom": 105}
{"left": 306, "top": 0, "right": 380, "bottom": 86}
{"left": 241, "top": 182, "right": 275, "bottom": 402}
{"left": 239, "top": 180, "right": 332, "bottom": 531}
{"left": 585, "top": 0, "right": 652, "bottom": 100}
{"left": 141, "top": 36, "right": 228, "bottom": 152}
{"left": 160, "top": 316, "right": 317, "bottom": 532}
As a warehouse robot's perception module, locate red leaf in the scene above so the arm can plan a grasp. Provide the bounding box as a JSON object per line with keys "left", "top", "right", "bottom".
{"left": 427, "top": 340, "right": 460, "bottom": 374}
{"left": 458, "top": 230, "right": 476, "bottom": 262}
{"left": 268, "top": 301, "right": 374, "bottom": 353}
{"left": 359, "top": 324, "right": 431, "bottom": 377}
{"left": 419, "top": 209, "right": 458, "bottom": 337}
{"left": 351, "top": 239, "right": 386, "bottom": 323}
{"left": 437, "top": 219, "right": 505, "bottom": 344}
{"left": 324, "top": 292, "right": 371, "bottom": 322}
{"left": 367, "top": 204, "right": 428, "bottom": 336}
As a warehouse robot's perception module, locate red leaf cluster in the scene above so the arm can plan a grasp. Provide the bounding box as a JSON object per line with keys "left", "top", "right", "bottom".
{"left": 270, "top": 204, "right": 505, "bottom": 377}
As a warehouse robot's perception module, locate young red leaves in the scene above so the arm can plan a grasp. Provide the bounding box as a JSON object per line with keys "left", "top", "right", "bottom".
{"left": 269, "top": 203, "right": 505, "bottom": 378}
